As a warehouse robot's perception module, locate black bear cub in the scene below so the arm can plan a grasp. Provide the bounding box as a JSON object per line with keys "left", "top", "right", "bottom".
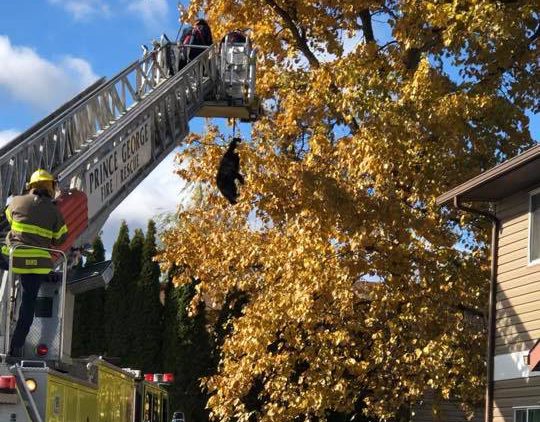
{"left": 216, "top": 138, "right": 245, "bottom": 204}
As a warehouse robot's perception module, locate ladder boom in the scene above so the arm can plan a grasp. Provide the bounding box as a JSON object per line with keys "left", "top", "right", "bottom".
{"left": 0, "top": 40, "right": 259, "bottom": 244}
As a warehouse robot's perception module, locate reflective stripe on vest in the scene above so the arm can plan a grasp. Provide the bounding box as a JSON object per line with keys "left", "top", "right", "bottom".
{"left": 5, "top": 207, "right": 12, "bottom": 224}
{"left": 1, "top": 245, "right": 53, "bottom": 274}
{"left": 7, "top": 216, "right": 67, "bottom": 240}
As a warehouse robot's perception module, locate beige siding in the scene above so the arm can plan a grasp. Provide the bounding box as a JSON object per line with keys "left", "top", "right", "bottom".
{"left": 411, "top": 391, "right": 483, "bottom": 422}
{"left": 495, "top": 190, "right": 540, "bottom": 355}
{"left": 498, "top": 308, "right": 540, "bottom": 328}
{"left": 497, "top": 289, "right": 540, "bottom": 312}
{"left": 499, "top": 229, "right": 528, "bottom": 249}
{"left": 493, "top": 377, "right": 540, "bottom": 421}
{"left": 412, "top": 403, "right": 483, "bottom": 422}
{"left": 498, "top": 248, "right": 527, "bottom": 267}
{"left": 500, "top": 214, "right": 528, "bottom": 237}
{"left": 498, "top": 275, "right": 540, "bottom": 299}
{"left": 497, "top": 192, "right": 529, "bottom": 217}
{"left": 499, "top": 270, "right": 540, "bottom": 292}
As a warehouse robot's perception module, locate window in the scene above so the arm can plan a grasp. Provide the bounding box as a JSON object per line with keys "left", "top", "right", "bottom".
{"left": 530, "top": 191, "right": 540, "bottom": 263}
{"left": 515, "top": 408, "right": 540, "bottom": 422}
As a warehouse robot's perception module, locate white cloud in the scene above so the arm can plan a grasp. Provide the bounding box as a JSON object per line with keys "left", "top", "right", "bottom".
{"left": 48, "top": 0, "right": 111, "bottom": 20}
{"left": 0, "top": 35, "right": 99, "bottom": 111}
{"left": 0, "top": 129, "right": 20, "bottom": 148}
{"left": 100, "top": 150, "right": 189, "bottom": 252}
{"left": 128, "top": 0, "right": 168, "bottom": 29}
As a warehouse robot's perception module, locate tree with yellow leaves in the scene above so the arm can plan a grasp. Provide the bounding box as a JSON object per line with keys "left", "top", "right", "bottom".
{"left": 159, "top": 1, "right": 538, "bottom": 420}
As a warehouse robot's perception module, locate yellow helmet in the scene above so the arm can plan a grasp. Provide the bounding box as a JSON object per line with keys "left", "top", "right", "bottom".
{"left": 28, "top": 169, "right": 55, "bottom": 186}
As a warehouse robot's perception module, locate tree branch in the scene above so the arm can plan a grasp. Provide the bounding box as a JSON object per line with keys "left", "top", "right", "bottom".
{"left": 456, "top": 303, "right": 486, "bottom": 320}
{"left": 403, "top": 47, "right": 423, "bottom": 71}
{"left": 264, "top": 0, "right": 320, "bottom": 68}
{"left": 529, "top": 22, "right": 540, "bottom": 42}
{"left": 378, "top": 40, "right": 398, "bottom": 51}
{"left": 359, "top": 9, "right": 375, "bottom": 43}
{"left": 403, "top": 27, "right": 443, "bottom": 71}
{"left": 474, "top": 21, "right": 539, "bottom": 89}
{"left": 264, "top": 0, "right": 361, "bottom": 134}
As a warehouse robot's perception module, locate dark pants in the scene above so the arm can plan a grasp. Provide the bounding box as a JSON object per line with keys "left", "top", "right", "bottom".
{"left": 0, "top": 254, "right": 8, "bottom": 271}
{"left": 0, "top": 255, "right": 47, "bottom": 351}
{"left": 10, "top": 274, "right": 44, "bottom": 349}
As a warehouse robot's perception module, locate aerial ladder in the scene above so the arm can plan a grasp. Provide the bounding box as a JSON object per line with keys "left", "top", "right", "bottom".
{"left": 0, "top": 35, "right": 259, "bottom": 421}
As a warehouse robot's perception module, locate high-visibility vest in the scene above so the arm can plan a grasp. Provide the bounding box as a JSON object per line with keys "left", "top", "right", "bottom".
{"left": 3, "top": 191, "right": 68, "bottom": 274}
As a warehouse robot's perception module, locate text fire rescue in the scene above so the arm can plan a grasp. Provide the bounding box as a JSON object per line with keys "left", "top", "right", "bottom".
{"left": 86, "top": 118, "right": 152, "bottom": 216}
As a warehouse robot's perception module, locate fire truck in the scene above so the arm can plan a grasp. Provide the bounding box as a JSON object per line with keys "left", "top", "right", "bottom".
{"left": 0, "top": 32, "right": 259, "bottom": 422}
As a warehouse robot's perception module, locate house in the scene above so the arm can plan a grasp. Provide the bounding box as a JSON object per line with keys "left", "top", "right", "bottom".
{"left": 412, "top": 391, "right": 483, "bottom": 422}
{"left": 354, "top": 282, "right": 485, "bottom": 421}
{"left": 438, "top": 145, "right": 540, "bottom": 422}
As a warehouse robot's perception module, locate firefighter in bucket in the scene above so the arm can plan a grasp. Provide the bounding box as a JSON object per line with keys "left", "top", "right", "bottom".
{"left": 0, "top": 169, "right": 68, "bottom": 357}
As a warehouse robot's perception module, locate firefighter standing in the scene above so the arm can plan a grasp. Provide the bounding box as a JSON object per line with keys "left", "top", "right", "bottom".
{"left": 0, "top": 169, "right": 68, "bottom": 356}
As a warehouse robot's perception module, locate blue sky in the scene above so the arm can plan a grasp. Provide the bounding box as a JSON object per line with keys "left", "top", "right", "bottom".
{"left": 0, "top": 0, "right": 177, "bottom": 128}
{"left": 0, "top": 1, "right": 538, "bottom": 252}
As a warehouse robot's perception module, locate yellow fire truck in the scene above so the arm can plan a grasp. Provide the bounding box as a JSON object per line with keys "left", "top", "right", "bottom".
{"left": 0, "top": 357, "right": 170, "bottom": 422}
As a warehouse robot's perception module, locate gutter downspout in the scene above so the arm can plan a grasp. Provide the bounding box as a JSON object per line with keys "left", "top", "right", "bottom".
{"left": 453, "top": 196, "right": 499, "bottom": 422}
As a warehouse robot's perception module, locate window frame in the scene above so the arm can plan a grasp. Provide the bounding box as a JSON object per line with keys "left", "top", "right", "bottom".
{"left": 528, "top": 187, "right": 540, "bottom": 266}
{"left": 514, "top": 406, "right": 540, "bottom": 422}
